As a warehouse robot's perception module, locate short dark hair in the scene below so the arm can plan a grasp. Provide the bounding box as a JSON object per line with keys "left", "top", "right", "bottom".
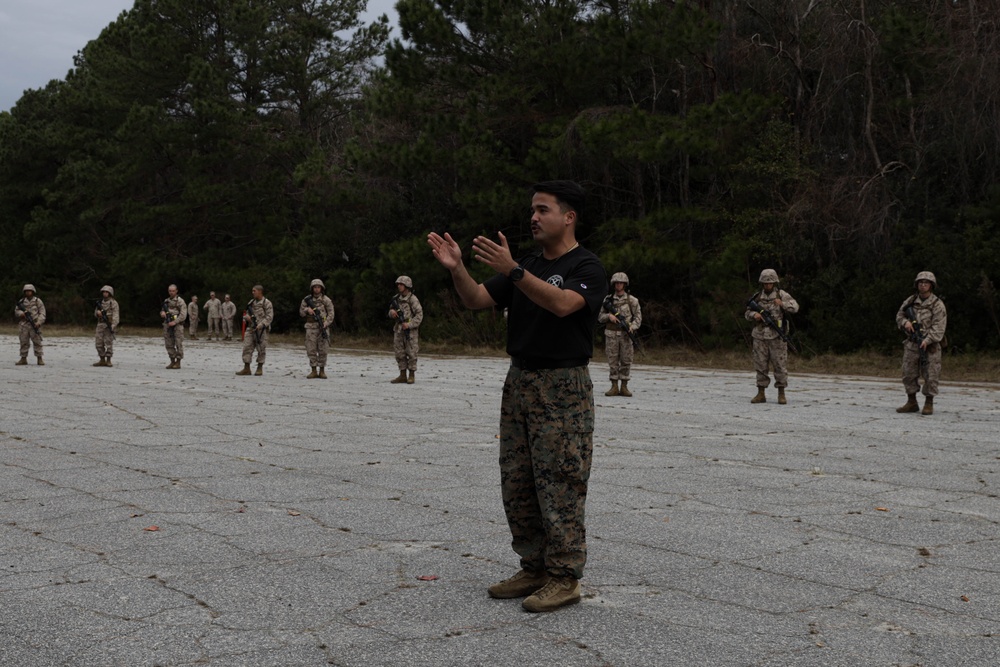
{"left": 532, "top": 180, "right": 586, "bottom": 221}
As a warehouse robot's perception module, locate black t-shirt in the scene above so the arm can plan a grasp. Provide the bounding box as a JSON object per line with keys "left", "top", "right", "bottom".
{"left": 484, "top": 246, "right": 607, "bottom": 360}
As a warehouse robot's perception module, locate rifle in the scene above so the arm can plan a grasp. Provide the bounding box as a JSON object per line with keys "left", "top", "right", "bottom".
{"left": 390, "top": 296, "right": 410, "bottom": 340}
{"left": 602, "top": 295, "right": 640, "bottom": 350}
{"left": 97, "top": 300, "right": 116, "bottom": 340}
{"left": 162, "top": 299, "right": 177, "bottom": 340}
{"left": 746, "top": 296, "right": 797, "bottom": 353}
{"left": 305, "top": 295, "right": 329, "bottom": 341}
{"left": 245, "top": 300, "right": 261, "bottom": 345}
{"left": 17, "top": 299, "right": 41, "bottom": 337}
{"left": 903, "top": 299, "right": 929, "bottom": 369}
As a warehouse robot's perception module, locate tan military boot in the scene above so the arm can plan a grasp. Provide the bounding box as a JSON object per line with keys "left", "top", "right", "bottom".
{"left": 896, "top": 394, "right": 919, "bottom": 413}
{"left": 93, "top": 358, "right": 106, "bottom": 367}
{"left": 172, "top": 359, "right": 181, "bottom": 369}
{"left": 255, "top": 363, "right": 263, "bottom": 376}
{"left": 751, "top": 387, "right": 766, "bottom": 404}
{"left": 166, "top": 359, "right": 175, "bottom": 369}
{"left": 921, "top": 396, "right": 934, "bottom": 416}
{"left": 318, "top": 367, "right": 327, "bottom": 379}
{"left": 619, "top": 381, "right": 632, "bottom": 397}
{"left": 390, "top": 370, "right": 407, "bottom": 383}
{"left": 105, "top": 358, "right": 113, "bottom": 367}
{"left": 37, "top": 357, "right": 44, "bottom": 366}
{"left": 522, "top": 576, "right": 581, "bottom": 613}
{"left": 777, "top": 387, "right": 787, "bottom": 405}
{"left": 16, "top": 357, "right": 27, "bottom": 365}
{"left": 236, "top": 363, "right": 252, "bottom": 376}
{"left": 605, "top": 381, "right": 619, "bottom": 397}
{"left": 306, "top": 367, "right": 318, "bottom": 379}
{"left": 488, "top": 569, "right": 549, "bottom": 599}
{"left": 407, "top": 370, "right": 415, "bottom": 384}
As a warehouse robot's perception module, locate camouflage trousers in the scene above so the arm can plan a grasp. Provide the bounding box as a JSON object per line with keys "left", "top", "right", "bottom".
{"left": 499, "top": 365, "right": 594, "bottom": 579}
{"left": 902, "top": 341, "right": 942, "bottom": 397}
{"left": 95, "top": 323, "right": 114, "bottom": 358}
{"left": 222, "top": 318, "right": 233, "bottom": 339}
{"left": 188, "top": 317, "right": 199, "bottom": 337}
{"left": 753, "top": 336, "right": 789, "bottom": 388}
{"left": 393, "top": 329, "right": 418, "bottom": 371}
{"left": 305, "top": 326, "right": 329, "bottom": 367}
{"left": 242, "top": 328, "right": 268, "bottom": 364}
{"left": 604, "top": 329, "right": 634, "bottom": 381}
{"left": 164, "top": 325, "right": 184, "bottom": 360}
{"left": 208, "top": 317, "right": 221, "bottom": 338}
{"left": 18, "top": 322, "right": 42, "bottom": 358}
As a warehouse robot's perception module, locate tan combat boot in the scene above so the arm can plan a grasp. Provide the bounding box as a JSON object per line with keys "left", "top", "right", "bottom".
{"left": 522, "top": 576, "right": 582, "bottom": 613}
{"left": 488, "top": 569, "right": 550, "bottom": 599}
{"left": 16, "top": 357, "right": 27, "bottom": 365}
{"left": 318, "top": 367, "right": 327, "bottom": 379}
{"left": 105, "top": 358, "right": 113, "bottom": 367}
{"left": 407, "top": 370, "right": 415, "bottom": 384}
{"left": 236, "top": 363, "right": 252, "bottom": 376}
{"left": 619, "top": 381, "right": 632, "bottom": 397}
{"left": 172, "top": 359, "right": 181, "bottom": 369}
{"left": 93, "top": 358, "right": 106, "bottom": 367}
{"left": 605, "top": 381, "right": 619, "bottom": 397}
{"left": 390, "top": 370, "right": 407, "bottom": 383}
{"left": 255, "top": 363, "right": 263, "bottom": 376}
{"left": 37, "top": 358, "right": 44, "bottom": 366}
{"left": 751, "top": 387, "right": 766, "bottom": 404}
{"left": 896, "top": 394, "right": 919, "bottom": 413}
{"left": 777, "top": 387, "right": 787, "bottom": 405}
{"left": 306, "top": 367, "right": 318, "bottom": 379}
{"left": 921, "top": 396, "right": 934, "bottom": 415}
{"left": 166, "top": 359, "right": 175, "bottom": 369}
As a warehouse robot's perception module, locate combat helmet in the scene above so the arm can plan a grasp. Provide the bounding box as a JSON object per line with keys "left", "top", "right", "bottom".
{"left": 395, "top": 275, "right": 413, "bottom": 289}
{"left": 914, "top": 271, "right": 937, "bottom": 288}
{"left": 758, "top": 269, "right": 780, "bottom": 284}
{"left": 310, "top": 278, "right": 326, "bottom": 291}
{"left": 100, "top": 285, "right": 115, "bottom": 297}
{"left": 610, "top": 272, "right": 630, "bottom": 286}
{"left": 23, "top": 284, "right": 36, "bottom": 293}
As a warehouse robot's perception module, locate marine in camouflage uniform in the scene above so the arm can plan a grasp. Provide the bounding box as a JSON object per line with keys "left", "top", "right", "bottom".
{"left": 428, "top": 180, "right": 607, "bottom": 613}
{"left": 187, "top": 296, "right": 200, "bottom": 339}
{"left": 745, "top": 269, "right": 799, "bottom": 404}
{"left": 93, "top": 285, "right": 120, "bottom": 367}
{"left": 236, "top": 285, "right": 273, "bottom": 376}
{"left": 388, "top": 276, "right": 423, "bottom": 384}
{"left": 895, "top": 271, "right": 947, "bottom": 416}
{"left": 160, "top": 284, "right": 187, "bottom": 369}
{"left": 203, "top": 292, "right": 222, "bottom": 340}
{"left": 14, "top": 284, "right": 45, "bottom": 365}
{"left": 221, "top": 295, "right": 236, "bottom": 340}
{"left": 300, "top": 278, "right": 335, "bottom": 378}
{"left": 597, "top": 272, "right": 642, "bottom": 397}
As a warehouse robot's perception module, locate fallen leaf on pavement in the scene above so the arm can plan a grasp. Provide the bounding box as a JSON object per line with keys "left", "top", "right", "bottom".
{"left": 288, "top": 510, "right": 301, "bottom": 516}
{"left": 416, "top": 575, "right": 439, "bottom": 581}
{"left": 143, "top": 526, "right": 159, "bottom": 532}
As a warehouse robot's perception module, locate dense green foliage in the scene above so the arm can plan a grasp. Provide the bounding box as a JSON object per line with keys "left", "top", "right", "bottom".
{"left": 2, "top": 0, "right": 999, "bottom": 352}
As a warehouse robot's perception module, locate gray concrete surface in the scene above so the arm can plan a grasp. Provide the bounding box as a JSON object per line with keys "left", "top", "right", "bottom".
{"left": 1, "top": 334, "right": 998, "bottom": 666}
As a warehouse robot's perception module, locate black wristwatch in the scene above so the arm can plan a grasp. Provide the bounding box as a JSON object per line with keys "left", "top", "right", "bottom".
{"left": 508, "top": 265, "right": 525, "bottom": 282}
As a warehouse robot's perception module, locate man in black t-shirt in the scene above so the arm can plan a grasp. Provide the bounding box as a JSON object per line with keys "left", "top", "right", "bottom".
{"left": 428, "top": 180, "right": 607, "bottom": 613}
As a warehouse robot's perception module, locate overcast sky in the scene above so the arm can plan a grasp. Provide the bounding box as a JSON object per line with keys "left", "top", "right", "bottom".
{"left": 0, "top": 0, "right": 399, "bottom": 112}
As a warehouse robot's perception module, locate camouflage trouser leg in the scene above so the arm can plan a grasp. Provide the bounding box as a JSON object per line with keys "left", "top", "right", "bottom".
{"left": 499, "top": 365, "right": 594, "bottom": 579}
{"left": 19, "top": 323, "right": 42, "bottom": 358}
{"left": 188, "top": 318, "right": 198, "bottom": 337}
{"left": 305, "top": 327, "right": 328, "bottom": 367}
{"left": 164, "top": 325, "right": 184, "bottom": 360}
{"left": 902, "top": 343, "right": 942, "bottom": 397}
{"left": 753, "top": 337, "right": 789, "bottom": 388}
{"left": 393, "top": 330, "right": 419, "bottom": 371}
{"left": 209, "top": 318, "right": 221, "bottom": 337}
{"left": 222, "top": 319, "right": 233, "bottom": 338}
{"left": 243, "top": 329, "right": 268, "bottom": 364}
{"left": 95, "top": 325, "right": 114, "bottom": 358}
{"left": 605, "top": 331, "right": 633, "bottom": 381}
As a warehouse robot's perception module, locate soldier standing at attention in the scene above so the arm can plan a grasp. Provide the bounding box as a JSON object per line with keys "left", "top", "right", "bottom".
{"left": 745, "top": 269, "right": 799, "bottom": 404}
{"left": 300, "top": 279, "right": 335, "bottom": 379}
{"left": 14, "top": 284, "right": 46, "bottom": 366}
{"left": 598, "top": 272, "right": 642, "bottom": 397}
{"left": 204, "top": 292, "right": 222, "bottom": 340}
{"left": 236, "top": 285, "right": 273, "bottom": 376}
{"left": 93, "top": 285, "right": 119, "bottom": 367}
{"left": 187, "top": 295, "right": 200, "bottom": 339}
{"left": 160, "top": 284, "right": 187, "bottom": 369}
{"left": 428, "top": 180, "right": 607, "bottom": 613}
{"left": 221, "top": 294, "right": 236, "bottom": 340}
{"left": 388, "top": 276, "right": 423, "bottom": 384}
{"left": 895, "top": 271, "right": 947, "bottom": 416}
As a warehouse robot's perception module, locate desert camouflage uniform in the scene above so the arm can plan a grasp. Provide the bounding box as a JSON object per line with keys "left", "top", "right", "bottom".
{"left": 221, "top": 300, "right": 237, "bottom": 339}
{"left": 242, "top": 297, "right": 274, "bottom": 365}
{"left": 94, "top": 293, "right": 120, "bottom": 360}
{"left": 163, "top": 296, "right": 187, "bottom": 361}
{"left": 187, "top": 301, "right": 200, "bottom": 338}
{"left": 390, "top": 292, "right": 423, "bottom": 372}
{"left": 598, "top": 293, "right": 641, "bottom": 381}
{"left": 896, "top": 293, "right": 947, "bottom": 397}
{"left": 500, "top": 366, "right": 594, "bottom": 579}
{"left": 745, "top": 285, "right": 799, "bottom": 388}
{"left": 204, "top": 296, "right": 222, "bottom": 339}
{"left": 300, "top": 293, "right": 335, "bottom": 367}
{"left": 15, "top": 294, "right": 46, "bottom": 360}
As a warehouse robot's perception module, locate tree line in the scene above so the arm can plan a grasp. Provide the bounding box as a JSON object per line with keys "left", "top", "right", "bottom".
{"left": 2, "top": 0, "right": 999, "bottom": 353}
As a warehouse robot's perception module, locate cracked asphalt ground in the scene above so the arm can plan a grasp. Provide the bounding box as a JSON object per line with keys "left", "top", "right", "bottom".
{"left": 1, "top": 334, "right": 998, "bottom": 666}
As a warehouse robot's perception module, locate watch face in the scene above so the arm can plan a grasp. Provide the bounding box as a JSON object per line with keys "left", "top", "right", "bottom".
{"left": 509, "top": 266, "right": 524, "bottom": 282}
